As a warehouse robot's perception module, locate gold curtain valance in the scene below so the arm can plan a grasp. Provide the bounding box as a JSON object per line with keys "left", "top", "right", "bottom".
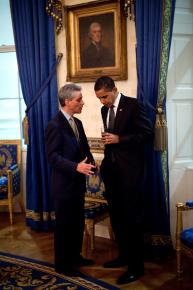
{"left": 46, "top": 0, "right": 63, "bottom": 34}
{"left": 124, "top": 0, "right": 135, "bottom": 20}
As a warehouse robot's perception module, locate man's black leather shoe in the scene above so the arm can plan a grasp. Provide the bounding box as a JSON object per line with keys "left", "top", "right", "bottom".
{"left": 76, "top": 255, "right": 94, "bottom": 266}
{"left": 116, "top": 270, "right": 144, "bottom": 285}
{"left": 103, "top": 259, "right": 127, "bottom": 268}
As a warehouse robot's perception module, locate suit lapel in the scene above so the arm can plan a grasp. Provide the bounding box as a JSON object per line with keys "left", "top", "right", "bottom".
{"left": 114, "top": 95, "right": 125, "bottom": 131}
{"left": 58, "top": 111, "right": 71, "bottom": 132}
{"left": 102, "top": 96, "right": 126, "bottom": 132}
{"left": 58, "top": 111, "right": 80, "bottom": 147}
{"left": 102, "top": 106, "right": 108, "bottom": 130}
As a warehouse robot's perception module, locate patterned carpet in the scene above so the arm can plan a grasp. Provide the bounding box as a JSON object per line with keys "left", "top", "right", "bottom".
{"left": 0, "top": 252, "right": 119, "bottom": 289}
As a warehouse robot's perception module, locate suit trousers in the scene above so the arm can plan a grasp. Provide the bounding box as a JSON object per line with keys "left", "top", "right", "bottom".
{"left": 101, "top": 158, "right": 144, "bottom": 272}
{"left": 54, "top": 195, "right": 85, "bottom": 271}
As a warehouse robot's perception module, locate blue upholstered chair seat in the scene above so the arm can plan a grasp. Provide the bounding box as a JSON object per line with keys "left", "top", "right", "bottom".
{"left": 0, "top": 176, "right": 8, "bottom": 186}
{"left": 0, "top": 140, "right": 24, "bottom": 224}
{"left": 84, "top": 201, "right": 108, "bottom": 219}
{"left": 176, "top": 200, "right": 193, "bottom": 282}
{"left": 181, "top": 228, "right": 193, "bottom": 249}
{"left": 186, "top": 200, "right": 193, "bottom": 207}
{"left": 0, "top": 176, "right": 8, "bottom": 199}
{"left": 9, "top": 164, "right": 20, "bottom": 195}
{"left": 0, "top": 164, "right": 20, "bottom": 199}
{"left": 180, "top": 200, "right": 193, "bottom": 249}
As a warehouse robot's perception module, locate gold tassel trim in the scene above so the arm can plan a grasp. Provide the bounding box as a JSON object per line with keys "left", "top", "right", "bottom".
{"left": 154, "top": 107, "right": 168, "bottom": 151}
{"left": 22, "top": 115, "right": 29, "bottom": 145}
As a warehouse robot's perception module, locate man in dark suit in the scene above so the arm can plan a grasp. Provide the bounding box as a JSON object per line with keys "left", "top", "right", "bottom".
{"left": 81, "top": 22, "right": 114, "bottom": 68}
{"left": 94, "top": 76, "right": 153, "bottom": 285}
{"left": 45, "top": 83, "right": 95, "bottom": 276}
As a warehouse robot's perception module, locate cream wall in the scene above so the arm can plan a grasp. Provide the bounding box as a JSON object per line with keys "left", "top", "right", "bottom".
{"left": 55, "top": 0, "right": 137, "bottom": 137}
{"left": 167, "top": 0, "right": 193, "bottom": 245}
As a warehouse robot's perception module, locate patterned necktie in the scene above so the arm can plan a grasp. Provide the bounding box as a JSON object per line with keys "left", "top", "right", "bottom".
{"left": 69, "top": 117, "right": 79, "bottom": 142}
{"left": 108, "top": 105, "right": 115, "bottom": 133}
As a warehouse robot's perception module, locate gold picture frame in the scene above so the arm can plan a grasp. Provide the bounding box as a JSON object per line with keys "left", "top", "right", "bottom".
{"left": 66, "top": 0, "right": 127, "bottom": 82}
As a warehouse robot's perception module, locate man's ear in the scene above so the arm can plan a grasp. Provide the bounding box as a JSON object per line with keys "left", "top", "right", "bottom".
{"left": 60, "top": 99, "right": 68, "bottom": 107}
{"left": 64, "top": 99, "right": 69, "bottom": 106}
{"left": 112, "top": 87, "right": 117, "bottom": 94}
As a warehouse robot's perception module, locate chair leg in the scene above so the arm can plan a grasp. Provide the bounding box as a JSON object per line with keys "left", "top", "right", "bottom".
{"left": 8, "top": 199, "right": 13, "bottom": 225}
{"left": 86, "top": 220, "right": 95, "bottom": 250}
{"left": 176, "top": 247, "right": 183, "bottom": 283}
{"left": 176, "top": 204, "right": 183, "bottom": 285}
{"left": 90, "top": 223, "right": 95, "bottom": 251}
{"left": 106, "top": 216, "right": 114, "bottom": 240}
{"left": 177, "top": 251, "right": 183, "bottom": 290}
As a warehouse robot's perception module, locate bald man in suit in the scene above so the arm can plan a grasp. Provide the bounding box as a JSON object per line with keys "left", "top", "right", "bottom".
{"left": 45, "top": 83, "right": 95, "bottom": 276}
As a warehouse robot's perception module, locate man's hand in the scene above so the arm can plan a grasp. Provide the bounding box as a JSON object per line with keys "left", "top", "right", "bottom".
{"left": 76, "top": 157, "right": 96, "bottom": 176}
{"left": 102, "top": 132, "right": 119, "bottom": 145}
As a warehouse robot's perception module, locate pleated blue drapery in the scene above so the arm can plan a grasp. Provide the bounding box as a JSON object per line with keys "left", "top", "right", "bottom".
{"left": 135, "top": 0, "right": 176, "bottom": 256}
{"left": 10, "top": 0, "right": 58, "bottom": 230}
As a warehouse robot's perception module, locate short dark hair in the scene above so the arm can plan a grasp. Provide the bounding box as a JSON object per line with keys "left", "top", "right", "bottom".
{"left": 94, "top": 76, "right": 115, "bottom": 92}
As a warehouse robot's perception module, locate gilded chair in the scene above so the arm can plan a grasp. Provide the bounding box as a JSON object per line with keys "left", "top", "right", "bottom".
{"left": 176, "top": 201, "right": 193, "bottom": 285}
{"left": 0, "top": 140, "right": 24, "bottom": 224}
{"left": 84, "top": 159, "right": 113, "bottom": 251}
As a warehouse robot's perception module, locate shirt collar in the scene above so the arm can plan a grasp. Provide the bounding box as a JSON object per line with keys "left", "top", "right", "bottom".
{"left": 61, "top": 109, "right": 71, "bottom": 122}
{"left": 113, "top": 92, "right": 121, "bottom": 108}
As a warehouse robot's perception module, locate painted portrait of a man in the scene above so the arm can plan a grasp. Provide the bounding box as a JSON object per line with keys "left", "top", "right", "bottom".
{"left": 79, "top": 13, "right": 115, "bottom": 69}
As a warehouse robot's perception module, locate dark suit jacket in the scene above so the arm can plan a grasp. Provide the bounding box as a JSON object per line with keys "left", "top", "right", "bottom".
{"left": 101, "top": 94, "right": 153, "bottom": 189}
{"left": 45, "top": 111, "right": 93, "bottom": 204}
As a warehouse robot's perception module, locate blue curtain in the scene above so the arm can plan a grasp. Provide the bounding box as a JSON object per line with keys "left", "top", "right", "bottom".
{"left": 10, "top": 0, "right": 58, "bottom": 230}
{"left": 135, "top": 0, "right": 176, "bottom": 257}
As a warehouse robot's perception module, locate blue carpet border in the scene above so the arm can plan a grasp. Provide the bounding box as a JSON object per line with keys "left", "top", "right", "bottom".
{"left": 0, "top": 251, "right": 120, "bottom": 290}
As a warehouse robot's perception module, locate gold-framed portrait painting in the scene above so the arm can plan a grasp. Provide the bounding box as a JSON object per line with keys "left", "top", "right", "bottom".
{"left": 66, "top": 0, "right": 127, "bottom": 82}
